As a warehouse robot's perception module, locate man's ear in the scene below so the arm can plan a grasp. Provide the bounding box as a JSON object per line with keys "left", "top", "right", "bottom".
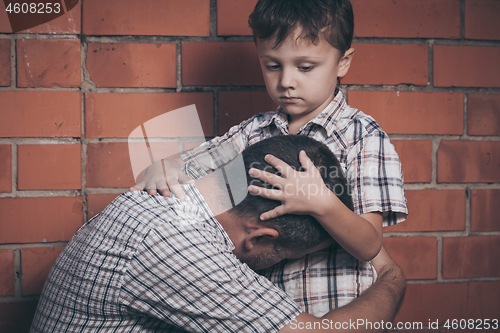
{"left": 337, "top": 47, "right": 355, "bottom": 78}
{"left": 243, "top": 228, "right": 279, "bottom": 251}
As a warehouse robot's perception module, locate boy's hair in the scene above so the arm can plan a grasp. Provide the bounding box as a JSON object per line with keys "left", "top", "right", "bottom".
{"left": 231, "top": 135, "right": 354, "bottom": 250}
{"left": 248, "top": 0, "right": 354, "bottom": 55}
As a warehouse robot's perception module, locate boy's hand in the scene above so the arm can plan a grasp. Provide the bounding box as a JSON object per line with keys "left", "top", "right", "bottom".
{"left": 247, "top": 150, "right": 335, "bottom": 220}
{"left": 130, "top": 158, "right": 194, "bottom": 199}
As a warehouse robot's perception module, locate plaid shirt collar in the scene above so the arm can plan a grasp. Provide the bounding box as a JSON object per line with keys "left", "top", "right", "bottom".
{"left": 258, "top": 90, "right": 348, "bottom": 136}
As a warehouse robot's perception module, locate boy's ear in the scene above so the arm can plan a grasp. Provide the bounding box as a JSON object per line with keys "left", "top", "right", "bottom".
{"left": 243, "top": 227, "right": 279, "bottom": 251}
{"left": 337, "top": 47, "right": 355, "bottom": 78}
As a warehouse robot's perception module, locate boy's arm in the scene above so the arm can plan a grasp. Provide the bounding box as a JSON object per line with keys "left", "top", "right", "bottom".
{"left": 248, "top": 151, "right": 382, "bottom": 262}
{"left": 278, "top": 247, "right": 406, "bottom": 332}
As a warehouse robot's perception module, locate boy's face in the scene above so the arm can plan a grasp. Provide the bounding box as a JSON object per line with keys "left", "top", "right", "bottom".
{"left": 256, "top": 28, "right": 354, "bottom": 125}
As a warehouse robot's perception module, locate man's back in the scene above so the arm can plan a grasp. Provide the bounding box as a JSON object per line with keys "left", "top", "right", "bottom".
{"left": 30, "top": 188, "right": 300, "bottom": 332}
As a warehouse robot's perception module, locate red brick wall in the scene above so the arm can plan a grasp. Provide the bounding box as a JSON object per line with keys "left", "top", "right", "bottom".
{"left": 0, "top": 0, "right": 499, "bottom": 331}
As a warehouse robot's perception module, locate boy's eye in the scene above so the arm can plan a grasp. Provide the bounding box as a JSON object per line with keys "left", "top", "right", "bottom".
{"left": 299, "top": 66, "right": 314, "bottom": 72}
{"left": 266, "top": 64, "right": 281, "bottom": 71}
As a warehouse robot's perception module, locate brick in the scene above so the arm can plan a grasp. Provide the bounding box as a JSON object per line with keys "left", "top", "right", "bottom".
{"left": 17, "top": 39, "right": 81, "bottom": 87}
{"left": 383, "top": 237, "right": 437, "bottom": 280}
{"left": 0, "top": 39, "right": 10, "bottom": 86}
{"left": 467, "top": 94, "right": 500, "bottom": 136}
{"left": 87, "top": 43, "right": 176, "bottom": 88}
{"left": 343, "top": 43, "right": 428, "bottom": 86}
{"left": 385, "top": 190, "right": 465, "bottom": 232}
{"left": 217, "top": 0, "right": 256, "bottom": 36}
{"left": 87, "top": 193, "right": 120, "bottom": 219}
{"left": 182, "top": 42, "right": 263, "bottom": 86}
{"left": 0, "top": 197, "right": 83, "bottom": 243}
{"left": 348, "top": 91, "right": 463, "bottom": 134}
{"left": 0, "top": 301, "right": 39, "bottom": 333}
{"left": 443, "top": 236, "right": 500, "bottom": 278}
{"left": 83, "top": 0, "right": 210, "bottom": 36}
{"left": 87, "top": 142, "right": 177, "bottom": 188}
{"left": 0, "top": 145, "right": 11, "bottom": 192}
{"left": 218, "top": 91, "right": 277, "bottom": 135}
{"left": 0, "top": 250, "right": 14, "bottom": 296}
{"left": 471, "top": 189, "right": 500, "bottom": 232}
{"left": 85, "top": 92, "right": 213, "bottom": 138}
{"left": 0, "top": 2, "right": 10, "bottom": 32}
{"left": 352, "top": 0, "right": 460, "bottom": 38}
{"left": 0, "top": 91, "right": 81, "bottom": 137}
{"left": 18, "top": 144, "right": 81, "bottom": 190}
{"left": 12, "top": 1, "right": 81, "bottom": 34}
{"left": 437, "top": 141, "right": 500, "bottom": 183}
{"left": 392, "top": 140, "right": 432, "bottom": 183}
{"left": 434, "top": 45, "right": 500, "bottom": 88}
{"left": 465, "top": 0, "right": 500, "bottom": 40}
{"left": 395, "top": 282, "right": 467, "bottom": 324}
{"left": 22, "top": 247, "right": 64, "bottom": 296}
{"left": 466, "top": 281, "right": 500, "bottom": 319}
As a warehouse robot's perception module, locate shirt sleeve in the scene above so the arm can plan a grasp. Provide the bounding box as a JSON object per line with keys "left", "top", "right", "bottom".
{"left": 120, "top": 220, "right": 301, "bottom": 333}
{"left": 346, "top": 130, "right": 408, "bottom": 227}
{"left": 180, "top": 121, "right": 251, "bottom": 180}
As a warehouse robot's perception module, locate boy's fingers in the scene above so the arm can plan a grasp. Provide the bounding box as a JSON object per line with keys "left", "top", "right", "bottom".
{"left": 130, "top": 182, "right": 145, "bottom": 191}
{"left": 248, "top": 185, "right": 282, "bottom": 200}
{"left": 260, "top": 206, "right": 286, "bottom": 221}
{"left": 156, "top": 182, "right": 171, "bottom": 197}
{"left": 249, "top": 168, "right": 284, "bottom": 188}
{"left": 264, "top": 154, "right": 294, "bottom": 177}
{"left": 298, "top": 150, "right": 315, "bottom": 171}
{"left": 169, "top": 183, "right": 186, "bottom": 200}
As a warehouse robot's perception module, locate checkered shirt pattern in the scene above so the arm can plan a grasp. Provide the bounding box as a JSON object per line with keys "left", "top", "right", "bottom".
{"left": 181, "top": 90, "right": 408, "bottom": 315}
{"left": 30, "top": 188, "right": 301, "bottom": 333}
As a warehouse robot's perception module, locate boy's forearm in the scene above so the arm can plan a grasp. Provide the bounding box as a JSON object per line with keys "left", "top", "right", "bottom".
{"left": 312, "top": 197, "right": 383, "bottom": 262}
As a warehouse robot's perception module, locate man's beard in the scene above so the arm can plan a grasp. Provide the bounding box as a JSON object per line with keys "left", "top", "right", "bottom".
{"left": 239, "top": 252, "right": 281, "bottom": 270}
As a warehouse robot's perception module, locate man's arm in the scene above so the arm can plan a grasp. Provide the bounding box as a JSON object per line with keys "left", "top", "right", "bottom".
{"left": 279, "top": 247, "right": 406, "bottom": 333}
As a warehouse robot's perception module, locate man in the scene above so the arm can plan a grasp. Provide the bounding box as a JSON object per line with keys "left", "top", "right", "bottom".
{"left": 31, "top": 135, "right": 405, "bottom": 332}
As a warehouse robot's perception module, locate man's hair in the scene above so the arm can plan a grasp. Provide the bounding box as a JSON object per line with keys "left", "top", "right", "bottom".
{"left": 231, "top": 135, "right": 353, "bottom": 251}
{"left": 248, "top": 0, "right": 354, "bottom": 55}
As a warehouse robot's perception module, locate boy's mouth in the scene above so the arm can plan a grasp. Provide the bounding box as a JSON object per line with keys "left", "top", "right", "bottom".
{"left": 280, "top": 96, "right": 301, "bottom": 103}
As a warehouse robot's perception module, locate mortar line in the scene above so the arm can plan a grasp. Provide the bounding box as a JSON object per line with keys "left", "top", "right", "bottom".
{"left": 460, "top": 0, "right": 466, "bottom": 40}
{"left": 11, "top": 143, "right": 17, "bottom": 196}
{"left": 10, "top": 36, "right": 15, "bottom": 87}
{"left": 13, "top": 249, "right": 22, "bottom": 298}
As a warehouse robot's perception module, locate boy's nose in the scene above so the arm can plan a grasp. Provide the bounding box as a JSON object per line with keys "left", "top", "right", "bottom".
{"left": 279, "top": 68, "right": 296, "bottom": 90}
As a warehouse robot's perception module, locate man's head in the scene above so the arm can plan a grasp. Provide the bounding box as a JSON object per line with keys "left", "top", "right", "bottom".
{"left": 248, "top": 0, "right": 355, "bottom": 123}
{"left": 218, "top": 135, "right": 353, "bottom": 270}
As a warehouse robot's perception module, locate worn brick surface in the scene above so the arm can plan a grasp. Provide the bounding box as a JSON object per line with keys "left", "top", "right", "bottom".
{"left": 0, "top": 250, "right": 14, "bottom": 297}
{"left": 383, "top": 237, "right": 437, "bottom": 280}
{"left": 182, "top": 42, "right": 263, "bottom": 86}
{"left": 394, "top": 282, "right": 500, "bottom": 324}
{"left": 470, "top": 189, "right": 500, "bottom": 232}
{"left": 385, "top": 190, "right": 466, "bottom": 232}
{"left": 434, "top": 45, "right": 500, "bottom": 88}
{"left": 465, "top": 0, "right": 500, "bottom": 40}
{"left": 0, "top": 0, "right": 81, "bottom": 34}
{"left": 348, "top": 91, "right": 463, "bottom": 135}
{"left": 443, "top": 236, "right": 500, "bottom": 278}
{"left": 343, "top": 44, "right": 428, "bottom": 86}
{"left": 17, "top": 39, "right": 80, "bottom": 87}
{"left": 22, "top": 247, "right": 64, "bottom": 296}
{"left": 85, "top": 93, "right": 214, "bottom": 138}
{"left": 217, "top": 0, "right": 256, "bottom": 36}
{"left": 87, "top": 43, "right": 176, "bottom": 88}
{"left": 0, "top": 91, "right": 81, "bottom": 137}
{"left": 87, "top": 143, "right": 152, "bottom": 188}
{"left": 87, "top": 193, "right": 121, "bottom": 219}
{"left": 18, "top": 144, "right": 81, "bottom": 190}
{"left": 391, "top": 140, "right": 432, "bottom": 183}
{"left": 0, "top": 197, "right": 83, "bottom": 243}
{"left": 352, "top": 0, "right": 460, "bottom": 38}
{"left": 437, "top": 141, "right": 500, "bottom": 183}
{"left": 0, "top": 301, "right": 39, "bottom": 333}
{"left": 0, "top": 39, "right": 10, "bottom": 86}
{"left": 218, "top": 91, "right": 277, "bottom": 135}
{"left": 467, "top": 93, "right": 500, "bottom": 136}
{"left": 83, "top": 0, "right": 210, "bottom": 36}
{"left": 0, "top": 145, "right": 11, "bottom": 192}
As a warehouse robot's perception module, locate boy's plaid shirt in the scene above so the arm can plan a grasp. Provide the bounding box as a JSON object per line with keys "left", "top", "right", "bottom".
{"left": 181, "top": 90, "right": 408, "bottom": 315}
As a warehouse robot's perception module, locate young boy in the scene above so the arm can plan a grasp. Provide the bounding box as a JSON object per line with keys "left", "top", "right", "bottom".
{"left": 131, "top": 0, "right": 407, "bottom": 316}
